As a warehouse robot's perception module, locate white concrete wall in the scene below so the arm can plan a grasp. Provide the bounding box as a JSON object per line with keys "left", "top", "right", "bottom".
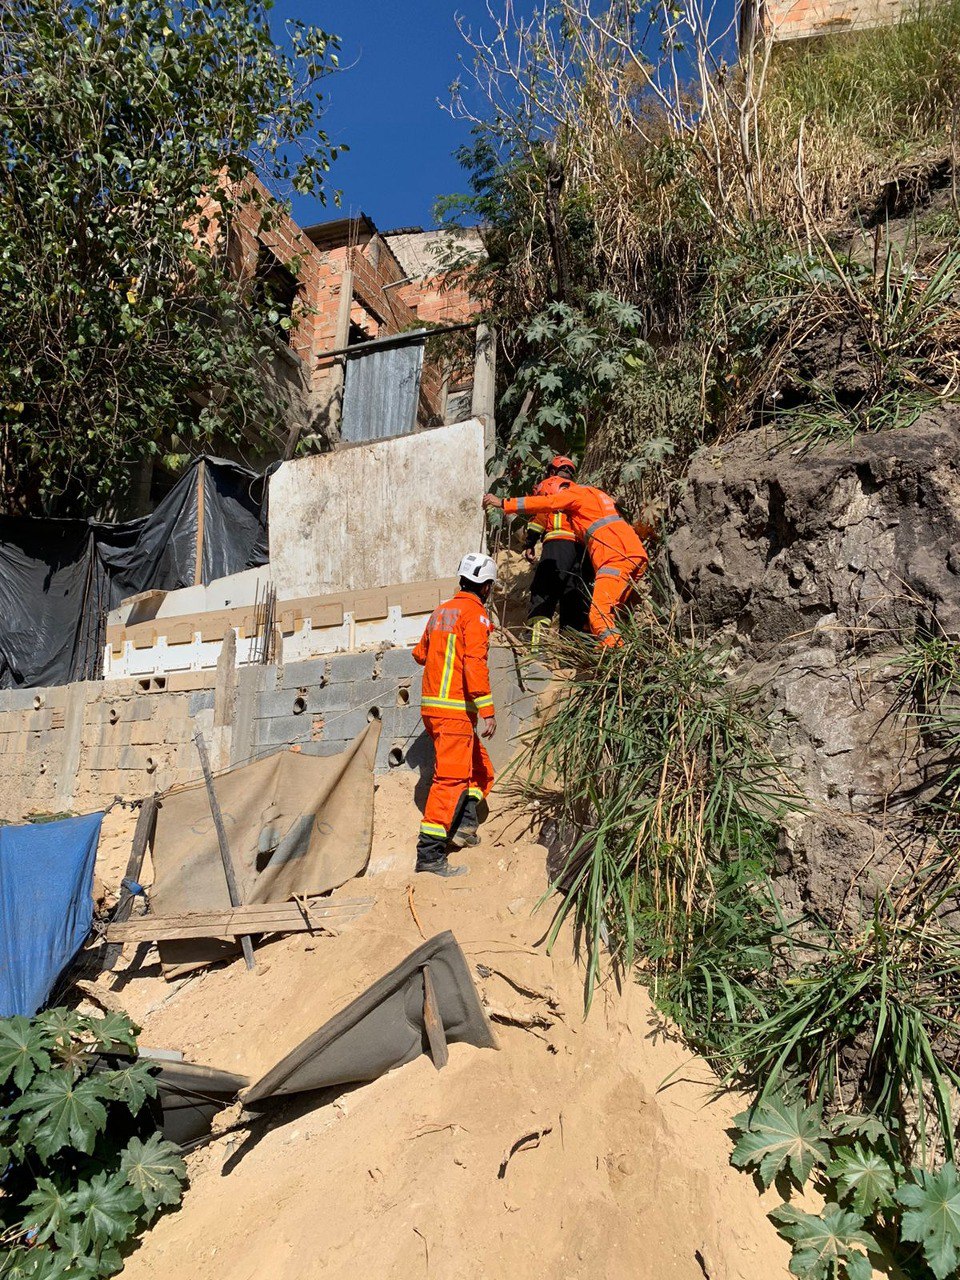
{"left": 269, "top": 419, "right": 487, "bottom": 598}
{"left": 109, "top": 566, "right": 274, "bottom": 629}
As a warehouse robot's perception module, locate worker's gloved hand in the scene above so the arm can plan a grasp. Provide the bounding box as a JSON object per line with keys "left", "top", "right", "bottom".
{"left": 523, "top": 546, "right": 537, "bottom": 565}
{"left": 480, "top": 715, "right": 497, "bottom": 740}
{"left": 482, "top": 493, "right": 503, "bottom": 510}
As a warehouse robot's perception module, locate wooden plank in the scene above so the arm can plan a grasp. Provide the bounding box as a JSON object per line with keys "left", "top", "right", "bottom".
{"left": 422, "top": 963, "right": 449, "bottom": 1071}
{"left": 111, "top": 904, "right": 371, "bottom": 935}
{"left": 103, "top": 796, "right": 158, "bottom": 971}
{"left": 116, "top": 895, "right": 374, "bottom": 926}
{"left": 194, "top": 731, "right": 256, "bottom": 972}
{"left": 107, "top": 911, "right": 367, "bottom": 944}
{"left": 106, "top": 897, "right": 375, "bottom": 943}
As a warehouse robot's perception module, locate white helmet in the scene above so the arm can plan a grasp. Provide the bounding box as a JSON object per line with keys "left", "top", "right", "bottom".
{"left": 458, "top": 552, "right": 497, "bottom": 585}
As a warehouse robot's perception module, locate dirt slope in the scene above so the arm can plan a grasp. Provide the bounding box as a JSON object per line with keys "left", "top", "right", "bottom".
{"left": 94, "top": 772, "right": 792, "bottom": 1280}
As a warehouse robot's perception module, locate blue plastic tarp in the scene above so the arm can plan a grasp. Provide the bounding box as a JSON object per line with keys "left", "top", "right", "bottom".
{"left": 0, "top": 812, "right": 102, "bottom": 1018}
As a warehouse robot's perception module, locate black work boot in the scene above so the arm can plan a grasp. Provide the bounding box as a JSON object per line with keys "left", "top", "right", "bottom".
{"left": 415, "top": 827, "right": 468, "bottom": 876}
{"left": 448, "top": 795, "right": 480, "bottom": 850}
{"left": 415, "top": 858, "right": 469, "bottom": 877}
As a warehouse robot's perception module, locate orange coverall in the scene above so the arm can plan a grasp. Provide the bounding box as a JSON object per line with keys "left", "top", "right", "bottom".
{"left": 526, "top": 476, "right": 577, "bottom": 544}
{"left": 412, "top": 590, "right": 496, "bottom": 860}
{"left": 503, "top": 483, "right": 648, "bottom": 645}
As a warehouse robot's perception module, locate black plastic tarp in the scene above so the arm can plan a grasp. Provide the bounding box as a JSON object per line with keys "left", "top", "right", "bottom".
{"left": 0, "top": 457, "right": 269, "bottom": 689}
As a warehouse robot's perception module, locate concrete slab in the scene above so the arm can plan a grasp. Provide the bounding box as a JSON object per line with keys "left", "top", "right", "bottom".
{"left": 269, "top": 419, "right": 486, "bottom": 597}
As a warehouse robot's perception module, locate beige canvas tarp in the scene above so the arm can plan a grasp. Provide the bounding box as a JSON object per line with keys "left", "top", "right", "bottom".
{"left": 150, "top": 721, "right": 380, "bottom": 975}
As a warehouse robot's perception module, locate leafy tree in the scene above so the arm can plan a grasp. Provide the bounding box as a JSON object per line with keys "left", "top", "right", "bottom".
{"left": 0, "top": 0, "right": 342, "bottom": 516}
{"left": 490, "top": 290, "right": 647, "bottom": 495}
{"left": 0, "top": 1009, "right": 186, "bottom": 1278}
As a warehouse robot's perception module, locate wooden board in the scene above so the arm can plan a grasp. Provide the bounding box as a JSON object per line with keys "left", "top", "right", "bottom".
{"left": 106, "top": 896, "right": 375, "bottom": 944}
{"left": 103, "top": 796, "right": 158, "bottom": 971}
{"left": 421, "top": 962, "right": 449, "bottom": 1070}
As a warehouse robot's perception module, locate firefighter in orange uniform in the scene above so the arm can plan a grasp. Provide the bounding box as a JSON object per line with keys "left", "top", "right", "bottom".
{"left": 412, "top": 553, "right": 498, "bottom": 877}
{"left": 483, "top": 481, "right": 648, "bottom": 647}
{"left": 523, "top": 455, "right": 591, "bottom": 646}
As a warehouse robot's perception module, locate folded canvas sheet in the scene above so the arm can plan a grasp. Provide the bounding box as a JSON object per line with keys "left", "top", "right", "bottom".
{"left": 244, "top": 931, "right": 498, "bottom": 1106}
{"left": 150, "top": 721, "right": 380, "bottom": 975}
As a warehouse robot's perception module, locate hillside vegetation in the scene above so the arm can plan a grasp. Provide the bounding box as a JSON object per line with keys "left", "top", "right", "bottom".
{"left": 446, "top": 4, "right": 960, "bottom": 1276}
{"left": 445, "top": 0, "right": 960, "bottom": 508}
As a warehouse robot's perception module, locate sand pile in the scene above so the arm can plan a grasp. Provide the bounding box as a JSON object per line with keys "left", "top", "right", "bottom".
{"left": 90, "top": 771, "right": 791, "bottom": 1280}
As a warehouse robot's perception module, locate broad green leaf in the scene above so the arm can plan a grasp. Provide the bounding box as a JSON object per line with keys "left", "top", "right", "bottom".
{"left": 96, "top": 1061, "right": 158, "bottom": 1116}
{"left": 770, "top": 1203, "right": 878, "bottom": 1280}
{"left": 826, "top": 1144, "right": 898, "bottom": 1214}
{"left": 22, "top": 1175, "right": 75, "bottom": 1243}
{"left": 89, "top": 1013, "right": 138, "bottom": 1054}
{"left": 828, "top": 1112, "right": 893, "bottom": 1147}
{"left": 731, "top": 1097, "right": 831, "bottom": 1189}
{"left": 0, "top": 1248, "right": 50, "bottom": 1278}
{"left": 120, "top": 1132, "right": 187, "bottom": 1220}
{"left": 0, "top": 1015, "right": 52, "bottom": 1090}
{"left": 34, "top": 1008, "right": 83, "bottom": 1044}
{"left": 896, "top": 1162, "right": 960, "bottom": 1280}
{"left": 71, "top": 1170, "right": 139, "bottom": 1251}
{"left": 12, "top": 1069, "right": 109, "bottom": 1158}
{"left": 51, "top": 1217, "right": 111, "bottom": 1275}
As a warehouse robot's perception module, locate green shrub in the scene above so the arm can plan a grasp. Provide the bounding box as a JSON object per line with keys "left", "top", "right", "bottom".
{"left": 519, "top": 604, "right": 793, "bottom": 1010}
{"left": 0, "top": 1009, "right": 186, "bottom": 1278}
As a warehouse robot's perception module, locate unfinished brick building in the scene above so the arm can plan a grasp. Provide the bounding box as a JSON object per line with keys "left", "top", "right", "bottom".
{"left": 743, "top": 0, "right": 912, "bottom": 41}
{"left": 134, "top": 186, "right": 488, "bottom": 512}
{"left": 225, "top": 190, "right": 485, "bottom": 457}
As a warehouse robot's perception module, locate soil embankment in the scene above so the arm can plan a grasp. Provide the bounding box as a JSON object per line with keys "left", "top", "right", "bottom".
{"left": 90, "top": 774, "right": 792, "bottom": 1280}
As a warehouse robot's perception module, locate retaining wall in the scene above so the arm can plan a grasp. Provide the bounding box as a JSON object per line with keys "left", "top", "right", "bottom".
{"left": 0, "top": 646, "right": 540, "bottom": 821}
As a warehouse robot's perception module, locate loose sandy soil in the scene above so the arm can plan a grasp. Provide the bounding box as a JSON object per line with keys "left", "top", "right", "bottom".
{"left": 88, "top": 771, "right": 792, "bottom": 1280}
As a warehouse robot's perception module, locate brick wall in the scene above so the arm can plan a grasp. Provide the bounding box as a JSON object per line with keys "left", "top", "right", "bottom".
{"left": 227, "top": 179, "right": 329, "bottom": 374}
{"left": 760, "top": 0, "right": 909, "bottom": 39}
{"left": 311, "top": 235, "right": 447, "bottom": 429}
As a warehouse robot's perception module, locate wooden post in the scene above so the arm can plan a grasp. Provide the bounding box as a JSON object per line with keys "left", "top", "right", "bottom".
{"left": 193, "top": 730, "right": 255, "bottom": 971}
{"left": 471, "top": 324, "right": 497, "bottom": 472}
{"left": 193, "top": 459, "right": 206, "bottom": 586}
{"left": 328, "top": 265, "right": 354, "bottom": 437}
{"left": 421, "top": 963, "right": 449, "bottom": 1070}
{"left": 103, "top": 795, "right": 158, "bottom": 972}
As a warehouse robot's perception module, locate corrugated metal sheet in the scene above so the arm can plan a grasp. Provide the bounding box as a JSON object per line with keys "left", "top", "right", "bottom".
{"left": 341, "top": 341, "right": 424, "bottom": 443}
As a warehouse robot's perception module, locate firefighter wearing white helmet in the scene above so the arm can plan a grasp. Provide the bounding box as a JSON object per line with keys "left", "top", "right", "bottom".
{"left": 410, "top": 551, "right": 499, "bottom": 876}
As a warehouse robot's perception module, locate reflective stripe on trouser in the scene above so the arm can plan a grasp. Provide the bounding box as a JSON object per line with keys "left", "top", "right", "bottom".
{"left": 417, "top": 715, "right": 495, "bottom": 862}
{"left": 588, "top": 565, "right": 636, "bottom": 648}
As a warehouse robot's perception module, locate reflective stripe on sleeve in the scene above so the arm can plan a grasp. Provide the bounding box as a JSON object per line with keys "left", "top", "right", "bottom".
{"left": 516, "top": 497, "right": 527, "bottom": 512}
{"left": 596, "top": 566, "right": 624, "bottom": 578}
{"left": 471, "top": 693, "right": 494, "bottom": 710}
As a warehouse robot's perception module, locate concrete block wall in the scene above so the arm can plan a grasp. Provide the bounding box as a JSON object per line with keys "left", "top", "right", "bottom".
{"left": 0, "top": 644, "right": 546, "bottom": 821}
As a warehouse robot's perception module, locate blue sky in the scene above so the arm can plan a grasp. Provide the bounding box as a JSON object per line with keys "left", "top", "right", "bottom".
{"left": 270, "top": 1, "right": 500, "bottom": 233}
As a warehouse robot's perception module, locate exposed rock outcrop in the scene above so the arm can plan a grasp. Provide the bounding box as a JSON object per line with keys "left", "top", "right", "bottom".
{"left": 669, "top": 409, "right": 960, "bottom": 919}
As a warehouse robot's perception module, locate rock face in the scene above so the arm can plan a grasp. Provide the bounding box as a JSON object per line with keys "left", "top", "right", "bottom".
{"left": 668, "top": 409, "right": 960, "bottom": 919}
{"left": 670, "top": 407, "right": 960, "bottom": 652}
